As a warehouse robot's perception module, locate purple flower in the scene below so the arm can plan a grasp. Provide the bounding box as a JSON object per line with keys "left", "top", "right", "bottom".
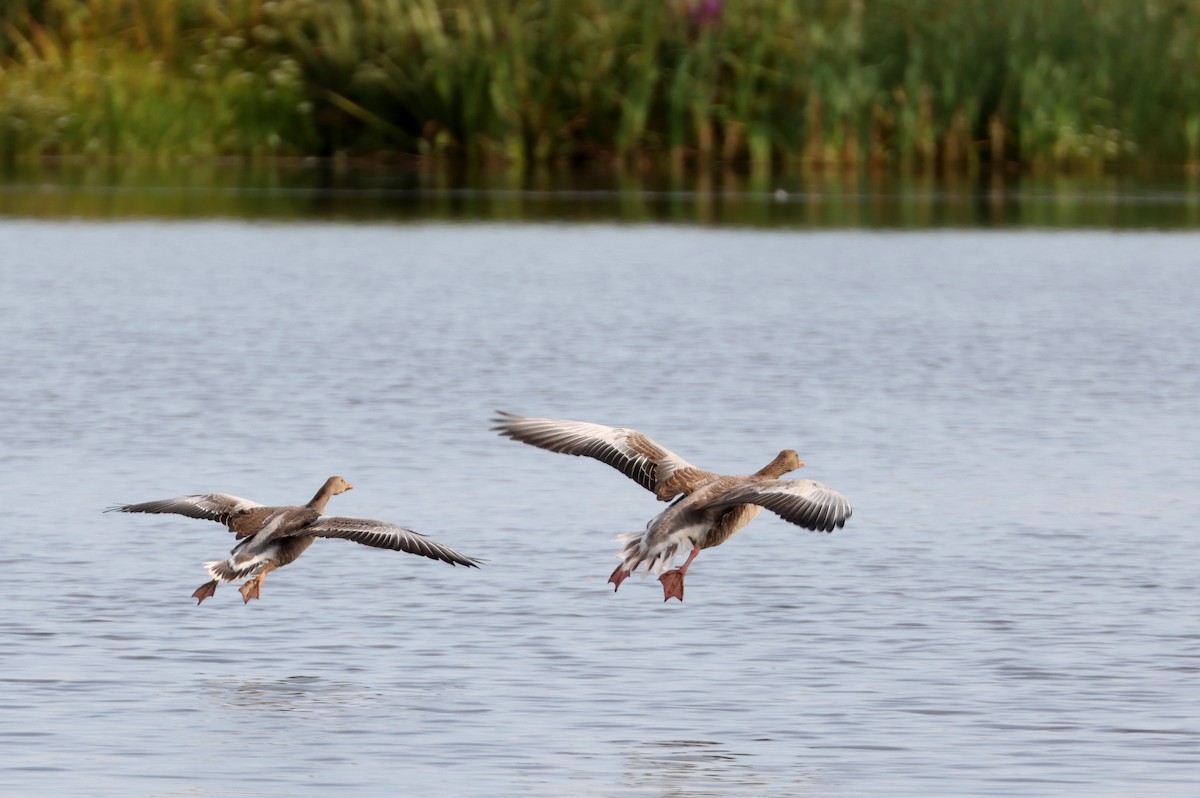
{"left": 683, "top": 0, "right": 723, "bottom": 30}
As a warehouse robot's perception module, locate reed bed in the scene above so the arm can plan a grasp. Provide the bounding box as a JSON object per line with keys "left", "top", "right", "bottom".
{"left": 2, "top": 0, "right": 1199, "bottom": 170}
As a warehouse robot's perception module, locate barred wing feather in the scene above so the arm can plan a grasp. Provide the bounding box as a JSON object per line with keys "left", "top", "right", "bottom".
{"left": 105, "top": 493, "right": 263, "bottom": 526}
{"left": 303, "top": 517, "right": 480, "bottom": 567}
{"left": 705, "top": 479, "right": 853, "bottom": 533}
{"left": 492, "top": 411, "right": 712, "bottom": 500}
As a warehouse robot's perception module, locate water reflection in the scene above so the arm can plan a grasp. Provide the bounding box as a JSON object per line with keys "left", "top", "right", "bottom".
{"left": 2, "top": 160, "right": 1200, "bottom": 227}
{"left": 621, "top": 739, "right": 784, "bottom": 798}
{"left": 207, "top": 676, "right": 365, "bottom": 713}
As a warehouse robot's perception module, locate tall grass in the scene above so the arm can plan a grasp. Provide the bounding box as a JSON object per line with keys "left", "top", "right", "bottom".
{"left": 2, "top": 0, "right": 1199, "bottom": 170}
{"left": 0, "top": 0, "right": 314, "bottom": 160}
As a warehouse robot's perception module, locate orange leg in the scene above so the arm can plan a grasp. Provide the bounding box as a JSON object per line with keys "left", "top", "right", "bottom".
{"left": 239, "top": 563, "right": 276, "bottom": 603}
{"left": 191, "top": 579, "right": 219, "bottom": 605}
{"left": 658, "top": 547, "right": 701, "bottom": 602}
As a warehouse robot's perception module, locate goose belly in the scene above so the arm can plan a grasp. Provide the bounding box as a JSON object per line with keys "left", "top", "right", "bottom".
{"left": 227, "top": 537, "right": 283, "bottom": 571}
{"left": 703, "top": 503, "right": 762, "bottom": 548}
{"left": 273, "top": 535, "right": 316, "bottom": 567}
{"left": 623, "top": 504, "right": 718, "bottom": 572}
{"left": 651, "top": 495, "right": 758, "bottom": 543}
{"left": 231, "top": 535, "right": 315, "bottom": 568}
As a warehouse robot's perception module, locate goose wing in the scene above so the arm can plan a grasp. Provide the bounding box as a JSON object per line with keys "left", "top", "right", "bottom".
{"left": 300, "top": 517, "right": 481, "bottom": 567}
{"left": 106, "top": 493, "right": 263, "bottom": 526}
{"left": 702, "top": 479, "right": 853, "bottom": 533}
{"left": 492, "top": 411, "right": 713, "bottom": 500}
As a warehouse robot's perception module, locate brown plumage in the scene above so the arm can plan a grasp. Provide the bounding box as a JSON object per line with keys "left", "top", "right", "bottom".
{"left": 108, "top": 476, "right": 480, "bottom": 604}
{"left": 494, "top": 413, "right": 852, "bottom": 601}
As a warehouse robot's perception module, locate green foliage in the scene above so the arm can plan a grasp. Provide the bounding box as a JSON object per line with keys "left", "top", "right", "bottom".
{"left": 2, "top": 0, "right": 1199, "bottom": 169}
{"left": 0, "top": 0, "right": 314, "bottom": 160}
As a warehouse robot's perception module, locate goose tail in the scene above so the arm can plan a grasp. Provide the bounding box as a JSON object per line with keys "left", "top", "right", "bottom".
{"left": 203, "top": 559, "right": 261, "bottom": 583}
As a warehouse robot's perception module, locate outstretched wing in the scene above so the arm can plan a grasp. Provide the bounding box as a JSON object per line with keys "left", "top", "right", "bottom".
{"left": 491, "top": 411, "right": 713, "bottom": 501}
{"left": 106, "top": 493, "right": 263, "bottom": 526}
{"left": 301, "top": 517, "right": 481, "bottom": 567}
{"left": 703, "top": 479, "right": 853, "bottom": 533}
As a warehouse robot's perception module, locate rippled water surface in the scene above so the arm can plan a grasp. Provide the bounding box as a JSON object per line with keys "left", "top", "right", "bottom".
{"left": 1, "top": 221, "right": 1198, "bottom": 796}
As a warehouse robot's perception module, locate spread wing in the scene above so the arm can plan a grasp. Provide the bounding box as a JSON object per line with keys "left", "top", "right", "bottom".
{"left": 105, "top": 493, "right": 263, "bottom": 526}
{"left": 492, "top": 411, "right": 713, "bottom": 501}
{"left": 703, "top": 479, "right": 853, "bottom": 533}
{"left": 301, "top": 517, "right": 481, "bottom": 567}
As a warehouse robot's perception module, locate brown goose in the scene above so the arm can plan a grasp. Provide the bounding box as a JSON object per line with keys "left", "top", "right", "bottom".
{"left": 493, "top": 412, "right": 852, "bottom": 601}
{"left": 108, "top": 475, "right": 480, "bottom": 604}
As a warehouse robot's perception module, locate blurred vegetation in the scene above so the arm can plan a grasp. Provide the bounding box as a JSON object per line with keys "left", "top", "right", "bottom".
{"left": 2, "top": 0, "right": 1199, "bottom": 172}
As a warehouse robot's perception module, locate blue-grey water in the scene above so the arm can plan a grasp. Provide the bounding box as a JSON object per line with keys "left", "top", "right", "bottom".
{"left": 1, "top": 220, "right": 1198, "bottom": 796}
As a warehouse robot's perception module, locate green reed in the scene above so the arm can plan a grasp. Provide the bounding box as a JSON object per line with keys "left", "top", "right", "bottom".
{"left": 2, "top": 0, "right": 1199, "bottom": 170}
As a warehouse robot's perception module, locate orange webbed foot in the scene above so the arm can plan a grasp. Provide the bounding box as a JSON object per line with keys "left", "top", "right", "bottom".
{"left": 238, "top": 578, "right": 262, "bottom": 603}
{"left": 659, "top": 570, "right": 685, "bottom": 602}
{"left": 192, "top": 580, "right": 219, "bottom": 605}
{"left": 608, "top": 565, "right": 632, "bottom": 592}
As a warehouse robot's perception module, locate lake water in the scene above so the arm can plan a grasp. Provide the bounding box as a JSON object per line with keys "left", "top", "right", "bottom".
{"left": 1, "top": 208, "right": 1199, "bottom": 795}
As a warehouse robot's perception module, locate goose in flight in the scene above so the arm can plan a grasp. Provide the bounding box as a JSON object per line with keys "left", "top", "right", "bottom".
{"left": 108, "top": 476, "right": 480, "bottom": 603}
{"left": 493, "top": 412, "right": 852, "bottom": 601}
